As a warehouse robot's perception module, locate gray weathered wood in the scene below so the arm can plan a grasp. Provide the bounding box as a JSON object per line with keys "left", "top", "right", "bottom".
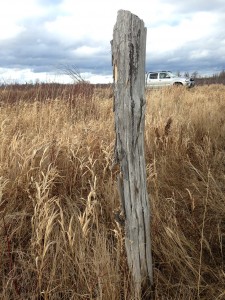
{"left": 112, "top": 10, "right": 153, "bottom": 296}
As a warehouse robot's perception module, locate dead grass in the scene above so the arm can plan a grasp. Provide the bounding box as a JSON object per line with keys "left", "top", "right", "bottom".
{"left": 0, "top": 84, "right": 225, "bottom": 299}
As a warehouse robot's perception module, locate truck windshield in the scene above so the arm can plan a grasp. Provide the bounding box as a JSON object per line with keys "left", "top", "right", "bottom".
{"left": 167, "top": 72, "right": 177, "bottom": 78}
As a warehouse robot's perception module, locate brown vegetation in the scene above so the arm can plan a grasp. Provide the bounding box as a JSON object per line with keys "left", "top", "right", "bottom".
{"left": 195, "top": 70, "right": 225, "bottom": 86}
{"left": 0, "top": 83, "right": 225, "bottom": 299}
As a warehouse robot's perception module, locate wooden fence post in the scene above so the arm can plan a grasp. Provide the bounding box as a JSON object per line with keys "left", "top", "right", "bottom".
{"left": 112, "top": 10, "right": 153, "bottom": 296}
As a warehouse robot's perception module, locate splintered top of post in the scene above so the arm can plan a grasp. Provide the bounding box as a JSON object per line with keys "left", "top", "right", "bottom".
{"left": 117, "top": 9, "right": 142, "bottom": 20}
{"left": 116, "top": 9, "right": 145, "bottom": 27}
{"left": 112, "top": 10, "right": 147, "bottom": 91}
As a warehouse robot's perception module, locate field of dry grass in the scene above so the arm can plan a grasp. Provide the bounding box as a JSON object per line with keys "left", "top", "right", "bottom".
{"left": 0, "top": 83, "right": 225, "bottom": 299}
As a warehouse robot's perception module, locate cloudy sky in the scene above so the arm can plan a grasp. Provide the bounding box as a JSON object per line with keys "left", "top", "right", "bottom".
{"left": 0, "top": 0, "right": 225, "bottom": 83}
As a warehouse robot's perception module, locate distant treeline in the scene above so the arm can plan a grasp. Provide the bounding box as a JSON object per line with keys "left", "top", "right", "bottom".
{"left": 194, "top": 70, "right": 225, "bottom": 85}
{"left": 180, "top": 70, "right": 225, "bottom": 85}
{"left": 1, "top": 71, "right": 225, "bottom": 95}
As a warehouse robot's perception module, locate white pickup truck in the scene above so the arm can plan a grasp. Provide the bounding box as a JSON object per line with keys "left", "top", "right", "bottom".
{"left": 146, "top": 71, "right": 195, "bottom": 88}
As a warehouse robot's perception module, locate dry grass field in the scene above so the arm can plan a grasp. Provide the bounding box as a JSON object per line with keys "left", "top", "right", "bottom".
{"left": 0, "top": 83, "right": 225, "bottom": 299}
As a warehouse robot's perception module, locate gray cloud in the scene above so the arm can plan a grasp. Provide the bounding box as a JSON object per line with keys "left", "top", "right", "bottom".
{"left": 1, "top": 0, "right": 225, "bottom": 82}
{"left": 146, "top": 36, "right": 225, "bottom": 75}
{"left": 0, "top": 17, "right": 112, "bottom": 76}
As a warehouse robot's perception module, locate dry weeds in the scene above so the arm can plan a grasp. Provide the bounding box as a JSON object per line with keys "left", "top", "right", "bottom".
{"left": 0, "top": 84, "right": 225, "bottom": 299}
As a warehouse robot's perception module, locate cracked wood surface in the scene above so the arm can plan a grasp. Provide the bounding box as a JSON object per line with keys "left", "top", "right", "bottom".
{"left": 112, "top": 9, "right": 153, "bottom": 295}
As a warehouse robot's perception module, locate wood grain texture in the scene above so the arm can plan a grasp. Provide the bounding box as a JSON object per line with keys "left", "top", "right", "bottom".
{"left": 112, "top": 9, "right": 153, "bottom": 296}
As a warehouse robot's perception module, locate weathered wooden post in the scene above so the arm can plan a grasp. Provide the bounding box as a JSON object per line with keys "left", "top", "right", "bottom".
{"left": 112, "top": 10, "right": 153, "bottom": 296}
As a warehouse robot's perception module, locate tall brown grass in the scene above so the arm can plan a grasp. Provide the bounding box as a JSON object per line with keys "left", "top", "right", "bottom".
{"left": 0, "top": 83, "right": 225, "bottom": 299}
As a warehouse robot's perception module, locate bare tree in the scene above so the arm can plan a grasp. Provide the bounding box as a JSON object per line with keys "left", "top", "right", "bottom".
{"left": 191, "top": 71, "right": 199, "bottom": 79}
{"left": 57, "top": 64, "right": 87, "bottom": 83}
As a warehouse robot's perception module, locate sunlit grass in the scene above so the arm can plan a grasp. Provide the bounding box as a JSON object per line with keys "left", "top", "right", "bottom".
{"left": 0, "top": 83, "right": 225, "bottom": 299}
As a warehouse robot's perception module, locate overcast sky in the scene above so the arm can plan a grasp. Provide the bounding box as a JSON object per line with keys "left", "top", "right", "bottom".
{"left": 0, "top": 0, "right": 225, "bottom": 83}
